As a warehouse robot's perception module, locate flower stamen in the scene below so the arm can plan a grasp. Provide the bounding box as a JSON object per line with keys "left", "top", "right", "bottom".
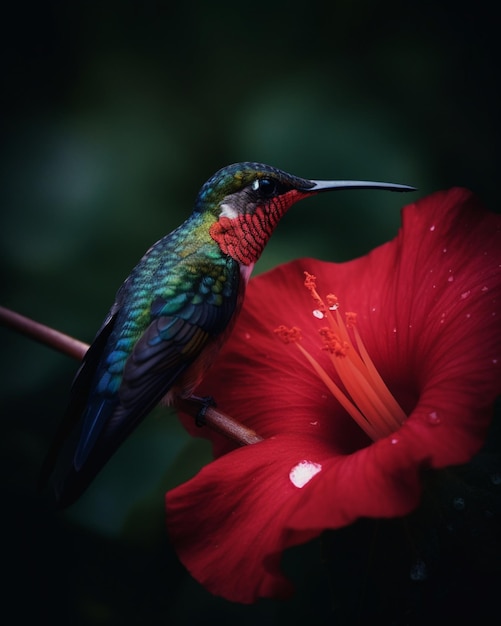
{"left": 275, "top": 272, "right": 407, "bottom": 441}
{"left": 274, "top": 323, "right": 380, "bottom": 440}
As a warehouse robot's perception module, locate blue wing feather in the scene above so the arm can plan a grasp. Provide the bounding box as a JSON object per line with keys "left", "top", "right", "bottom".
{"left": 41, "top": 244, "right": 243, "bottom": 507}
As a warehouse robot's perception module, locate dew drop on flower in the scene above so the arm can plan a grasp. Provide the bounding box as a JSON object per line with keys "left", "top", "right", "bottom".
{"left": 443, "top": 247, "right": 447, "bottom": 253}
{"left": 481, "top": 286, "right": 489, "bottom": 292}
{"left": 448, "top": 275, "right": 454, "bottom": 283}
{"left": 429, "top": 225, "right": 436, "bottom": 232}
{"left": 312, "top": 309, "right": 324, "bottom": 319}
{"left": 410, "top": 558, "right": 428, "bottom": 582}
{"left": 244, "top": 332, "right": 251, "bottom": 340}
{"left": 490, "top": 472, "right": 501, "bottom": 485}
{"left": 461, "top": 290, "right": 471, "bottom": 299}
{"left": 289, "top": 460, "right": 322, "bottom": 488}
{"left": 453, "top": 496, "right": 465, "bottom": 511}
{"left": 329, "top": 303, "right": 339, "bottom": 311}
{"left": 390, "top": 437, "right": 399, "bottom": 445}
{"left": 427, "top": 411, "right": 441, "bottom": 425}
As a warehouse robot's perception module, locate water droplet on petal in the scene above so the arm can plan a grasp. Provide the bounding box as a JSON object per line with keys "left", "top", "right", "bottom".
{"left": 429, "top": 225, "right": 436, "bottom": 231}
{"left": 481, "top": 286, "right": 489, "bottom": 292}
{"left": 410, "top": 558, "right": 428, "bottom": 581}
{"left": 443, "top": 247, "right": 447, "bottom": 253}
{"left": 329, "top": 303, "right": 339, "bottom": 311}
{"left": 289, "top": 460, "right": 322, "bottom": 488}
{"left": 244, "top": 332, "right": 251, "bottom": 340}
{"left": 313, "top": 309, "right": 324, "bottom": 319}
{"left": 490, "top": 472, "right": 501, "bottom": 485}
{"left": 461, "top": 290, "right": 471, "bottom": 299}
{"left": 493, "top": 358, "right": 499, "bottom": 365}
{"left": 427, "top": 411, "right": 441, "bottom": 425}
{"left": 390, "top": 437, "right": 399, "bottom": 445}
{"left": 448, "top": 275, "right": 454, "bottom": 283}
{"left": 453, "top": 496, "right": 465, "bottom": 511}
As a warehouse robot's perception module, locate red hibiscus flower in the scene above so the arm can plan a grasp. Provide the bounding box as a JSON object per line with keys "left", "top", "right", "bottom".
{"left": 166, "top": 188, "right": 501, "bottom": 604}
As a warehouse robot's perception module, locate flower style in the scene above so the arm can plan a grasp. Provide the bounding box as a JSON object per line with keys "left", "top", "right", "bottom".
{"left": 166, "top": 188, "right": 501, "bottom": 604}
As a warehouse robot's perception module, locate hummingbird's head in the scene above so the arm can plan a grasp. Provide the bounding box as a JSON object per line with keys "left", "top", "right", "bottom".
{"left": 197, "top": 162, "right": 415, "bottom": 266}
{"left": 196, "top": 162, "right": 319, "bottom": 266}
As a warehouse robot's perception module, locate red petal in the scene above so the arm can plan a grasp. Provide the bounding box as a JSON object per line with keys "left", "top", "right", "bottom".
{"left": 166, "top": 434, "right": 334, "bottom": 603}
{"left": 167, "top": 434, "right": 424, "bottom": 603}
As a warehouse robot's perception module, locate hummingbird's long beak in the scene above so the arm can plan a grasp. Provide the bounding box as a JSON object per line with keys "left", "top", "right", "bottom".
{"left": 303, "top": 180, "right": 416, "bottom": 193}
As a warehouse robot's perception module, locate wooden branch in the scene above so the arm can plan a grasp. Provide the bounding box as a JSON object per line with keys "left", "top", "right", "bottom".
{"left": 175, "top": 397, "right": 263, "bottom": 446}
{"left": 0, "top": 305, "right": 262, "bottom": 446}
{"left": 0, "top": 306, "right": 88, "bottom": 360}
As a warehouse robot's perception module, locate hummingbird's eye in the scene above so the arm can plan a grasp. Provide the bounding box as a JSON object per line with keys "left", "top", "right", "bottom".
{"left": 251, "top": 177, "right": 278, "bottom": 197}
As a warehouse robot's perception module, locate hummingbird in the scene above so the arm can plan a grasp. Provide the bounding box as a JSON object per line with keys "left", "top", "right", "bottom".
{"left": 40, "top": 161, "right": 415, "bottom": 507}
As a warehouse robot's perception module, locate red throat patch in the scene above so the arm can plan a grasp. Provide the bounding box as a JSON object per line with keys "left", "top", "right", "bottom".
{"left": 209, "top": 189, "right": 306, "bottom": 264}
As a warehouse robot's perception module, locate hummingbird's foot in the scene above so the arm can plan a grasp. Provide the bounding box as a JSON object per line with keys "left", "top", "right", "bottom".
{"left": 190, "top": 395, "right": 217, "bottom": 427}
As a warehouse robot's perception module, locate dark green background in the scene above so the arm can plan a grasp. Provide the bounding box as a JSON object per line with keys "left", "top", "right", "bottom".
{"left": 1, "top": 1, "right": 499, "bottom": 623}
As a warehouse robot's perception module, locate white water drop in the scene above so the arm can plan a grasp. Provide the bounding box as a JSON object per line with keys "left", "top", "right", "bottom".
{"left": 447, "top": 275, "right": 454, "bottom": 283}
{"left": 289, "top": 460, "right": 322, "bottom": 488}
{"left": 390, "top": 437, "right": 399, "bottom": 445}
{"left": 312, "top": 309, "right": 324, "bottom": 319}
{"left": 490, "top": 473, "right": 501, "bottom": 485}
{"left": 429, "top": 224, "right": 436, "bottom": 231}
{"left": 410, "top": 558, "right": 428, "bottom": 582}
{"left": 460, "top": 290, "right": 471, "bottom": 299}
{"left": 481, "top": 286, "right": 489, "bottom": 292}
{"left": 329, "top": 303, "right": 339, "bottom": 311}
{"left": 427, "top": 411, "right": 441, "bottom": 425}
{"left": 453, "top": 496, "right": 465, "bottom": 511}
{"left": 443, "top": 247, "right": 448, "bottom": 253}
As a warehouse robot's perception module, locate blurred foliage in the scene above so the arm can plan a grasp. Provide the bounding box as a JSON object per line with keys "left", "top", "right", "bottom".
{"left": 0, "top": 0, "right": 499, "bottom": 623}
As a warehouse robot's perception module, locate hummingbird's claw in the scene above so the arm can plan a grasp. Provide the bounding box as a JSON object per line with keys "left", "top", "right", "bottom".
{"left": 190, "top": 395, "right": 217, "bottom": 427}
